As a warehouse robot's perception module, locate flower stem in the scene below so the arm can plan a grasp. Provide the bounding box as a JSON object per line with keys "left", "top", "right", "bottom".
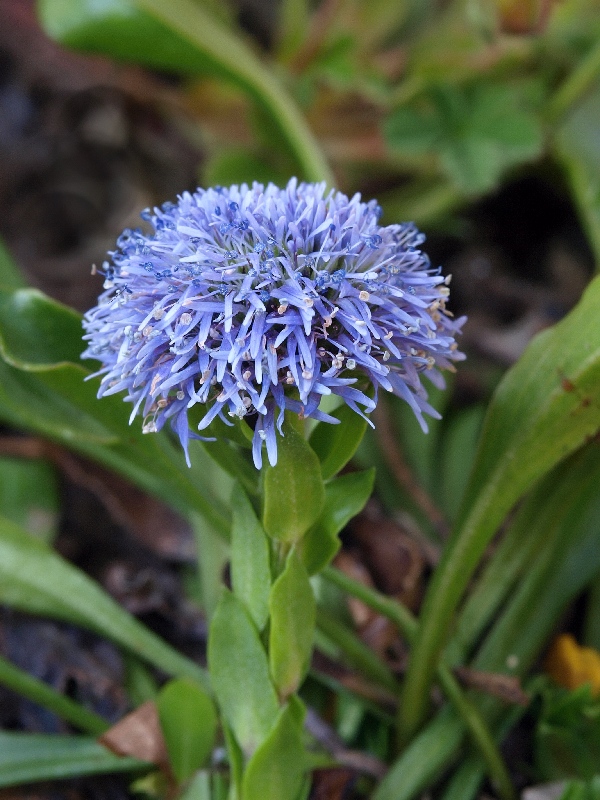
{"left": 545, "top": 38, "right": 600, "bottom": 124}
{"left": 0, "top": 655, "right": 109, "bottom": 735}
{"left": 321, "top": 566, "right": 515, "bottom": 800}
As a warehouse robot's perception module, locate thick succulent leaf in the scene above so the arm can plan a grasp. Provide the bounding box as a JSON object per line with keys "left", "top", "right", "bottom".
{"left": 0, "top": 514, "right": 208, "bottom": 687}
{"left": 0, "top": 287, "right": 229, "bottom": 533}
{"left": 401, "top": 275, "right": 600, "bottom": 737}
{"left": 0, "top": 733, "right": 148, "bottom": 788}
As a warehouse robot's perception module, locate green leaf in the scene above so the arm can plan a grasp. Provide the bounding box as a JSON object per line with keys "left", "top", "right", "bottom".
{"left": 241, "top": 696, "right": 307, "bottom": 800}
{"left": 0, "top": 286, "right": 229, "bottom": 534}
{"left": 0, "top": 238, "right": 27, "bottom": 290}
{"left": 0, "top": 732, "right": 148, "bottom": 788}
{"left": 269, "top": 550, "right": 315, "bottom": 699}
{"left": 300, "top": 469, "right": 375, "bottom": 575}
{"left": 439, "top": 405, "right": 485, "bottom": 521}
{"left": 309, "top": 403, "right": 370, "bottom": 481}
{"left": 385, "top": 82, "right": 543, "bottom": 194}
{"left": 157, "top": 678, "right": 217, "bottom": 783}
{"left": 384, "top": 104, "right": 444, "bottom": 156}
{"left": 37, "top": 0, "right": 331, "bottom": 183}
{"left": 179, "top": 771, "right": 212, "bottom": 800}
{"left": 208, "top": 589, "right": 279, "bottom": 755}
{"left": 0, "top": 514, "right": 209, "bottom": 687}
{"left": 231, "top": 483, "right": 271, "bottom": 630}
{"left": 400, "top": 275, "right": 600, "bottom": 739}
{"left": 263, "top": 422, "right": 325, "bottom": 543}
{"left": 0, "top": 457, "right": 59, "bottom": 543}
{"left": 555, "top": 83, "right": 600, "bottom": 269}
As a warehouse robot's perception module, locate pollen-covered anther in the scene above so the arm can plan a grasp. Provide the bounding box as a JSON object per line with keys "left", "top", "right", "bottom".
{"left": 359, "top": 290, "right": 370, "bottom": 301}
{"left": 142, "top": 326, "right": 153, "bottom": 337}
{"left": 346, "top": 358, "right": 356, "bottom": 370}
{"left": 242, "top": 370, "right": 252, "bottom": 381}
{"left": 156, "top": 398, "right": 168, "bottom": 408}
{"left": 176, "top": 391, "right": 185, "bottom": 400}
{"left": 153, "top": 307, "right": 165, "bottom": 320}
{"left": 277, "top": 304, "right": 288, "bottom": 315}
{"left": 179, "top": 312, "right": 193, "bottom": 325}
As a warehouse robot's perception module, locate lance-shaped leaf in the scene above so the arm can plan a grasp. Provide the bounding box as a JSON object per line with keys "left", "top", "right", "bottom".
{"left": 401, "top": 275, "right": 600, "bottom": 739}
{"left": 263, "top": 422, "right": 325, "bottom": 543}
{"left": 309, "top": 403, "right": 369, "bottom": 481}
{"left": 0, "top": 515, "right": 208, "bottom": 688}
{"left": 0, "top": 733, "right": 148, "bottom": 788}
{"left": 242, "top": 696, "right": 308, "bottom": 800}
{"left": 300, "top": 469, "right": 375, "bottom": 575}
{"left": 231, "top": 483, "right": 271, "bottom": 630}
{"left": 269, "top": 550, "right": 315, "bottom": 698}
{"left": 157, "top": 678, "right": 217, "bottom": 783}
{"left": 208, "top": 590, "right": 279, "bottom": 755}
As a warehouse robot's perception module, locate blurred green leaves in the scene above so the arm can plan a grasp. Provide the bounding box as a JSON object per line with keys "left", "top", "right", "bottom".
{"left": 385, "top": 82, "right": 544, "bottom": 194}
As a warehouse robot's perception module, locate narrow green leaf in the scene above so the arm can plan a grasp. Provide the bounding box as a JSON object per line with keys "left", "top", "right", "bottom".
{"left": 0, "top": 238, "right": 27, "bottom": 290}
{"left": 37, "top": 0, "right": 332, "bottom": 183}
{"left": 208, "top": 590, "right": 279, "bottom": 755}
{"left": 300, "top": 469, "right": 375, "bottom": 575}
{"left": 401, "top": 276, "right": 600, "bottom": 739}
{"left": 0, "top": 733, "right": 148, "bottom": 788}
{"left": 0, "top": 654, "right": 108, "bottom": 735}
{"left": 157, "top": 678, "right": 217, "bottom": 783}
{"left": 555, "top": 83, "right": 600, "bottom": 269}
{"left": 269, "top": 550, "right": 315, "bottom": 698}
{"left": 0, "top": 286, "right": 229, "bottom": 534}
{"left": 0, "top": 514, "right": 208, "bottom": 687}
{"left": 231, "top": 483, "right": 271, "bottom": 630}
{"left": 241, "top": 696, "right": 307, "bottom": 800}
{"left": 0, "top": 457, "right": 59, "bottom": 543}
{"left": 263, "top": 422, "right": 325, "bottom": 543}
{"left": 309, "top": 403, "right": 369, "bottom": 481}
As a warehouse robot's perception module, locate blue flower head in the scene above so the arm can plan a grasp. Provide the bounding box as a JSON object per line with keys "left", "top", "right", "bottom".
{"left": 82, "top": 179, "right": 465, "bottom": 468}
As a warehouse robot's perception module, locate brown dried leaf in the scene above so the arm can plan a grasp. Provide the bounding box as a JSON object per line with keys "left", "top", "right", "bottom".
{"left": 99, "top": 700, "right": 168, "bottom": 767}
{"left": 454, "top": 666, "right": 530, "bottom": 706}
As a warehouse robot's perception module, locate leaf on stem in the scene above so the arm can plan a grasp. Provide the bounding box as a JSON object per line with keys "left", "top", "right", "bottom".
{"left": 241, "top": 696, "right": 308, "bottom": 800}
{"left": 269, "top": 549, "right": 316, "bottom": 699}
{"left": 263, "top": 421, "right": 325, "bottom": 543}
{"left": 157, "top": 678, "right": 217, "bottom": 783}
{"left": 208, "top": 589, "right": 279, "bottom": 756}
{"left": 231, "top": 483, "right": 271, "bottom": 631}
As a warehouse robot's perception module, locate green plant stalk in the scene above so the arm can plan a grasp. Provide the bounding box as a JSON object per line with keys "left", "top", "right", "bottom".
{"left": 546, "top": 38, "right": 600, "bottom": 124}
{"left": 321, "top": 567, "right": 515, "bottom": 800}
{"left": 0, "top": 655, "right": 109, "bottom": 736}
{"left": 315, "top": 607, "right": 399, "bottom": 694}
{"left": 134, "top": 0, "right": 333, "bottom": 185}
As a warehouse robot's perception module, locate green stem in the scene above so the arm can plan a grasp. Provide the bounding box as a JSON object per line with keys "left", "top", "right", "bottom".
{"left": 315, "top": 607, "right": 399, "bottom": 694}
{"left": 135, "top": 0, "right": 333, "bottom": 184}
{"left": 545, "top": 38, "right": 600, "bottom": 124}
{"left": 0, "top": 655, "right": 109, "bottom": 735}
{"left": 321, "top": 566, "right": 515, "bottom": 800}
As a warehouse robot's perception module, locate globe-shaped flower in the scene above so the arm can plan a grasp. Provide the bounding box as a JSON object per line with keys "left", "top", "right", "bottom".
{"left": 82, "top": 179, "right": 465, "bottom": 468}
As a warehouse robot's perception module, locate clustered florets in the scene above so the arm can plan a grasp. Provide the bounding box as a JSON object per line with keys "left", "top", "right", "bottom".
{"left": 82, "top": 179, "right": 465, "bottom": 468}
